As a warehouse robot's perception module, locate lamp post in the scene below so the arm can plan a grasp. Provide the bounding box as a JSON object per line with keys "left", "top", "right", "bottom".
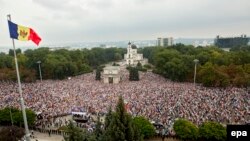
{"left": 37, "top": 61, "right": 42, "bottom": 82}
{"left": 193, "top": 59, "right": 199, "bottom": 87}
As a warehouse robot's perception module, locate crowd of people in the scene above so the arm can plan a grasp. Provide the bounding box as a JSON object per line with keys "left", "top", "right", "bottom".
{"left": 0, "top": 67, "right": 249, "bottom": 129}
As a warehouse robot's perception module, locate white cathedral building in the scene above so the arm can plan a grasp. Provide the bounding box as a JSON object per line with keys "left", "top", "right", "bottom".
{"left": 124, "top": 42, "right": 147, "bottom": 65}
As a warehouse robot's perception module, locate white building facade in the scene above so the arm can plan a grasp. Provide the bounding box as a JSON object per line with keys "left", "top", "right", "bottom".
{"left": 124, "top": 42, "right": 144, "bottom": 65}
{"left": 103, "top": 66, "right": 120, "bottom": 84}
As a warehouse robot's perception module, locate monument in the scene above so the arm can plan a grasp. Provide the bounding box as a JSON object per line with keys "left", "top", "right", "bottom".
{"left": 103, "top": 66, "right": 121, "bottom": 84}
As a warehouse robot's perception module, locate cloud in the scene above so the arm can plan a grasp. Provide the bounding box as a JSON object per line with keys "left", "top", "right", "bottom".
{"left": 33, "top": 0, "right": 113, "bottom": 11}
{"left": 0, "top": 0, "right": 250, "bottom": 46}
{"left": 33, "top": 0, "right": 72, "bottom": 10}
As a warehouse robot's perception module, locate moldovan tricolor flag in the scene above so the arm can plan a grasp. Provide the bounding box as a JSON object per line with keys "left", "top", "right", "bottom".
{"left": 8, "top": 20, "right": 41, "bottom": 46}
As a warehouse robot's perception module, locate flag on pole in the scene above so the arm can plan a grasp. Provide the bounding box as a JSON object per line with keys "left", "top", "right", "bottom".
{"left": 8, "top": 20, "right": 41, "bottom": 45}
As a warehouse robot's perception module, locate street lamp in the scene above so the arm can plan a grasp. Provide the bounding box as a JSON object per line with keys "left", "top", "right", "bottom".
{"left": 37, "top": 61, "right": 42, "bottom": 82}
{"left": 193, "top": 59, "right": 199, "bottom": 86}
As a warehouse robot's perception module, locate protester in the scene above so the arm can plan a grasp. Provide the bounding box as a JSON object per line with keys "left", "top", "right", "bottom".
{"left": 0, "top": 70, "right": 249, "bottom": 129}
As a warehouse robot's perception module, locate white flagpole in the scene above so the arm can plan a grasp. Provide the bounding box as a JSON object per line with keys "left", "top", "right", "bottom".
{"left": 7, "top": 14, "right": 31, "bottom": 141}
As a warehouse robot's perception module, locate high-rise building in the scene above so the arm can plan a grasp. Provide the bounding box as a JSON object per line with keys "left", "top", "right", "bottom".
{"left": 214, "top": 34, "right": 249, "bottom": 48}
{"left": 157, "top": 37, "right": 173, "bottom": 47}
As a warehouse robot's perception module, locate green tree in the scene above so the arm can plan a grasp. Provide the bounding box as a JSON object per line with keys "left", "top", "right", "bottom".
{"left": 152, "top": 48, "right": 192, "bottom": 81}
{"left": 154, "top": 49, "right": 180, "bottom": 71}
{"left": 141, "top": 47, "right": 162, "bottom": 64}
{"left": 16, "top": 54, "right": 28, "bottom": 67}
{"left": 232, "top": 51, "right": 250, "bottom": 65}
{"left": 64, "top": 121, "right": 85, "bottom": 141}
{"left": 173, "top": 44, "right": 195, "bottom": 55}
{"left": 198, "top": 62, "right": 229, "bottom": 87}
{"left": 92, "top": 116, "right": 104, "bottom": 141}
{"left": 136, "top": 62, "right": 142, "bottom": 68}
{"left": 96, "top": 68, "right": 101, "bottom": 80}
{"left": 114, "top": 53, "right": 122, "bottom": 61}
{"left": 24, "top": 48, "right": 49, "bottom": 69}
{"left": 104, "top": 96, "right": 143, "bottom": 141}
{"left": 133, "top": 116, "right": 155, "bottom": 139}
{"left": 78, "top": 63, "right": 92, "bottom": 74}
{"left": 0, "top": 107, "right": 36, "bottom": 127}
{"left": 25, "top": 109, "right": 36, "bottom": 127}
{"left": 221, "top": 64, "right": 248, "bottom": 87}
{"left": 19, "top": 67, "right": 36, "bottom": 82}
{"left": 243, "top": 64, "right": 250, "bottom": 87}
{"left": 43, "top": 54, "right": 68, "bottom": 79}
{"left": 129, "top": 67, "right": 139, "bottom": 81}
{"left": 199, "top": 121, "right": 226, "bottom": 141}
{"left": 143, "top": 64, "right": 152, "bottom": 69}
{"left": 3, "top": 44, "right": 249, "bottom": 86}
{"left": 163, "top": 58, "right": 188, "bottom": 81}
{"left": 9, "top": 48, "right": 22, "bottom": 56}
{"left": 0, "top": 53, "right": 14, "bottom": 69}
{"left": 173, "top": 119, "right": 199, "bottom": 141}
{"left": 230, "top": 45, "right": 250, "bottom": 52}
{"left": 64, "top": 62, "right": 78, "bottom": 76}
{"left": 102, "top": 107, "right": 113, "bottom": 141}
{"left": 104, "top": 107, "right": 112, "bottom": 130}
{"left": 0, "top": 107, "right": 16, "bottom": 126}
{"left": 141, "top": 44, "right": 250, "bottom": 87}
{"left": 197, "top": 51, "right": 210, "bottom": 65}
{"left": 12, "top": 109, "right": 36, "bottom": 127}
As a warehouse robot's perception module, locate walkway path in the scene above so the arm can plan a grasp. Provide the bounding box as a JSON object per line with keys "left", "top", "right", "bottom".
{"left": 30, "top": 131, "right": 63, "bottom": 141}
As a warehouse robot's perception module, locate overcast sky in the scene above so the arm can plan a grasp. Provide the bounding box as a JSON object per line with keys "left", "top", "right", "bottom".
{"left": 0, "top": 0, "right": 250, "bottom": 46}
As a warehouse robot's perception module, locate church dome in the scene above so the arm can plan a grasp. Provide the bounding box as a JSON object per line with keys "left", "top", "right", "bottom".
{"left": 131, "top": 44, "right": 137, "bottom": 49}
{"left": 128, "top": 42, "right": 131, "bottom": 45}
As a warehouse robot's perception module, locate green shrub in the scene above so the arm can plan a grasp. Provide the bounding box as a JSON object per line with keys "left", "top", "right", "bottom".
{"left": 173, "top": 119, "right": 199, "bottom": 141}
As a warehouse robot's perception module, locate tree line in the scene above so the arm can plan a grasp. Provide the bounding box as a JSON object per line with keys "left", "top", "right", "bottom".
{"left": 1, "top": 44, "right": 249, "bottom": 87}
{"left": 140, "top": 44, "right": 250, "bottom": 87}
{"left": 0, "top": 47, "right": 126, "bottom": 81}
